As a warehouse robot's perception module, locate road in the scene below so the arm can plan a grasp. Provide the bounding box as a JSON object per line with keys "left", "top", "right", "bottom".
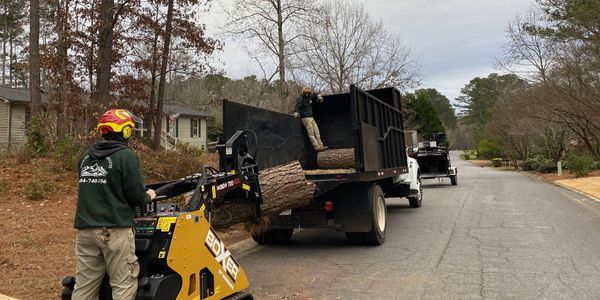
{"left": 239, "top": 152, "right": 600, "bottom": 299}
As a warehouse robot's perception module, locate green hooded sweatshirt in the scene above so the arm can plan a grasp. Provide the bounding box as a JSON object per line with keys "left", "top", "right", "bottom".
{"left": 294, "top": 92, "right": 319, "bottom": 118}
{"left": 74, "top": 134, "right": 149, "bottom": 229}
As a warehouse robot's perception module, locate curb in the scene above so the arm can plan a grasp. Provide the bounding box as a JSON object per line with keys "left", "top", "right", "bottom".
{"left": 519, "top": 171, "right": 600, "bottom": 203}
{"left": 228, "top": 237, "right": 263, "bottom": 260}
{"left": 0, "top": 294, "right": 20, "bottom": 300}
{"left": 551, "top": 180, "right": 600, "bottom": 203}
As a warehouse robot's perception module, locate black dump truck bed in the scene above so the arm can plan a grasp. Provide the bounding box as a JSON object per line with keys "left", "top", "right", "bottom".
{"left": 222, "top": 85, "right": 408, "bottom": 196}
{"left": 222, "top": 85, "right": 413, "bottom": 245}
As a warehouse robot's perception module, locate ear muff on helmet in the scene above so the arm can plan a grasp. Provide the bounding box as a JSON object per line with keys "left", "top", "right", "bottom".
{"left": 122, "top": 126, "right": 133, "bottom": 139}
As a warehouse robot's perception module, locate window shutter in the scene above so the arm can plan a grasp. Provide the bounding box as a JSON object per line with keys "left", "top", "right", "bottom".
{"left": 176, "top": 118, "right": 179, "bottom": 137}
{"left": 190, "top": 119, "right": 194, "bottom": 137}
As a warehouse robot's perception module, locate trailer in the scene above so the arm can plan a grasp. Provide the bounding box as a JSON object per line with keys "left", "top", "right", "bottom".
{"left": 411, "top": 133, "right": 458, "bottom": 185}
{"left": 221, "top": 85, "right": 421, "bottom": 246}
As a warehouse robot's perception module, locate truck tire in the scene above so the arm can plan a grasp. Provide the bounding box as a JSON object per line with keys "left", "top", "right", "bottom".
{"left": 344, "top": 232, "right": 363, "bottom": 244}
{"left": 408, "top": 175, "right": 423, "bottom": 208}
{"left": 251, "top": 228, "right": 294, "bottom": 245}
{"left": 450, "top": 174, "right": 458, "bottom": 186}
{"left": 362, "top": 185, "right": 386, "bottom": 246}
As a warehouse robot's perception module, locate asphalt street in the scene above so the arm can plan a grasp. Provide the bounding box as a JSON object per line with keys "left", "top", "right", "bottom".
{"left": 239, "top": 152, "right": 600, "bottom": 299}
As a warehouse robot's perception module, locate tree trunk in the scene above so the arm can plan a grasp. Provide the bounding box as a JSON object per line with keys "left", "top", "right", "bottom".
{"left": 9, "top": 34, "right": 13, "bottom": 86}
{"left": 153, "top": 0, "right": 174, "bottom": 151}
{"left": 146, "top": 12, "right": 160, "bottom": 140}
{"left": 29, "top": 0, "right": 41, "bottom": 115}
{"left": 2, "top": 1, "right": 5, "bottom": 87}
{"left": 95, "top": 0, "right": 114, "bottom": 110}
{"left": 210, "top": 161, "right": 315, "bottom": 229}
{"left": 276, "top": 0, "right": 288, "bottom": 99}
{"left": 56, "top": 0, "right": 70, "bottom": 137}
{"left": 317, "top": 148, "right": 355, "bottom": 169}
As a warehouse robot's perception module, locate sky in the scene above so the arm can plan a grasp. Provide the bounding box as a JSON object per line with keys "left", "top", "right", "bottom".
{"left": 202, "top": 0, "right": 535, "bottom": 103}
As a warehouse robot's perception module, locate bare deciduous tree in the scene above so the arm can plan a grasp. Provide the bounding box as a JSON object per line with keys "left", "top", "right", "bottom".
{"left": 496, "top": 11, "right": 556, "bottom": 83}
{"left": 223, "top": 0, "right": 316, "bottom": 98}
{"left": 290, "top": 0, "right": 418, "bottom": 93}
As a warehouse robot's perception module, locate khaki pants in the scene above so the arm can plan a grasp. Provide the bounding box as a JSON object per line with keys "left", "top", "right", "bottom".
{"left": 301, "top": 117, "right": 324, "bottom": 149}
{"left": 72, "top": 228, "right": 139, "bottom": 300}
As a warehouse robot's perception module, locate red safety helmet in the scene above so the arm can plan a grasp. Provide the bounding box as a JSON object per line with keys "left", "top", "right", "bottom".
{"left": 96, "top": 109, "right": 142, "bottom": 139}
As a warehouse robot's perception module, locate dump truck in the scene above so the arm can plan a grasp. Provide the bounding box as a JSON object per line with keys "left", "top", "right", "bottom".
{"left": 223, "top": 84, "right": 422, "bottom": 246}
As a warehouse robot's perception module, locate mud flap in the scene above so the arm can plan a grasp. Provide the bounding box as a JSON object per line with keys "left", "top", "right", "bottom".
{"left": 334, "top": 182, "right": 372, "bottom": 232}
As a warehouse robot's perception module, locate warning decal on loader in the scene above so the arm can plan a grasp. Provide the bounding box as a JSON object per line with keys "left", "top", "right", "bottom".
{"left": 156, "top": 217, "right": 177, "bottom": 232}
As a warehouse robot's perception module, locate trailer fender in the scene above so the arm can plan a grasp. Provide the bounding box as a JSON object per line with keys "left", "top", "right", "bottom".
{"left": 448, "top": 167, "right": 457, "bottom": 176}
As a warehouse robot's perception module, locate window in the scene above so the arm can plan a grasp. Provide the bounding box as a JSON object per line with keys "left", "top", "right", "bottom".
{"left": 191, "top": 119, "right": 199, "bottom": 137}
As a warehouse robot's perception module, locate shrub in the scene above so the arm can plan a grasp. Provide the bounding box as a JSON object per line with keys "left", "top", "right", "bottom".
{"left": 491, "top": 158, "right": 503, "bottom": 167}
{"left": 521, "top": 158, "right": 537, "bottom": 171}
{"left": 54, "top": 135, "right": 84, "bottom": 171}
{"left": 25, "top": 179, "right": 53, "bottom": 200}
{"left": 462, "top": 153, "right": 471, "bottom": 160}
{"left": 23, "top": 114, "right": 52, "bottom": 157}
{"left": 592, "top": 161, "right": 600, "bottom": 170}
{"left": 564, "top": 153, "right": 594, "bottom": 177}
{"left": 478, "top": 139, "right": 504, "bottom": 160}
{"left": 537, "top": 159, "right": 557, "bottom": 173}
{"left": 521, "top": 154, "right": 557, "bottom": 173}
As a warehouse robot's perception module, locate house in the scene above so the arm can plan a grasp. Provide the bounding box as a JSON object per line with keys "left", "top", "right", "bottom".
{"left": 0, "top": 86, "right": 210, "bottom": 151}
{"left": 158, "top": 103, "right": 210, "bottom": 150}
{"left": 0, "top": 86, "right": 48, "bottom": 150}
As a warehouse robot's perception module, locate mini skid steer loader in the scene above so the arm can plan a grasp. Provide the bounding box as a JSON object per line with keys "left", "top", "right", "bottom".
{"left": 62, "top": 131, "right": 262, "bottom": 300}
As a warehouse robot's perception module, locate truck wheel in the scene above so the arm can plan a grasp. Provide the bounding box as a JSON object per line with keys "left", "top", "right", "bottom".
{"left": 408, "top": 176, "right": 423, "bottom": 208}
{"left": 251, "top": 228, "right": 293, "bottom": 245}
{"left": 450, "top": 175, "right": 458, "bottom": 186}
{"left": 362, "top": 185, "right": 386, "bottom": 246}
{"left": 345, "top": 232, "right": 363, "bottom": 244}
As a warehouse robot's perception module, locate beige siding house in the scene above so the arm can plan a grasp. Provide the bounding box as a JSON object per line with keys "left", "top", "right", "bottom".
{"left": 156, "top": 104, "right": 209, "bottom": 150}
{"left": 0, "top": 86, "right": 47, "bottom": 150}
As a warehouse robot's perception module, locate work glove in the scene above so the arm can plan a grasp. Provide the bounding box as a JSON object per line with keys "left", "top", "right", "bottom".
{"left": 293, "top": 112, "right": 300, "bottom": 118}
{"left": 317, "top": 94, "right": 324, "bottom": 102}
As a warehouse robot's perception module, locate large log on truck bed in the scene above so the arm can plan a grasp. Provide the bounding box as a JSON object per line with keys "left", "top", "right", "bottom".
{"left": 210, "top": 161, "right": 315, "bottom": 229}
{"left": 317, "top": 148, "right": 355, "bottom": 169}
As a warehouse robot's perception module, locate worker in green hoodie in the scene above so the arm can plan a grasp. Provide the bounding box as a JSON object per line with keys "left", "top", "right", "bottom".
{"left": 294, "top": 86, "right": 328, "bottom": 151}
{"left": 72, "top": 109, "right": 156, "bottom": 300}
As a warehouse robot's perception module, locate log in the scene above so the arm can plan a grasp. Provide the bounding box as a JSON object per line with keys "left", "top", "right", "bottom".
{"left": 209, "top": 161, "right": 315, "bottom": 229}
{"left": 317, "top": 148, "right": 355, "bottom": 169}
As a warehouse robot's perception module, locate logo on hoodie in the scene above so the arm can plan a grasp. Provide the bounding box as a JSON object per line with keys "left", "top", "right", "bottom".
{"left": 81, "top": 164, "right": 109, "bottom": 177}
{"left": 79, "top": 161, "right": 109, "bottom": 184}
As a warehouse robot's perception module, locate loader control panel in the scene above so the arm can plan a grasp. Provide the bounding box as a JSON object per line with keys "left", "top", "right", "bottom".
{"left": 133, "top": 218, "right": 157, "bottom": 236}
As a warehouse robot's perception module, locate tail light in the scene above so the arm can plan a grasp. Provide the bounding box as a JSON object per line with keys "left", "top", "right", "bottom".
{"left": 324, "top": 201, "right": 334, "bottom": 212}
